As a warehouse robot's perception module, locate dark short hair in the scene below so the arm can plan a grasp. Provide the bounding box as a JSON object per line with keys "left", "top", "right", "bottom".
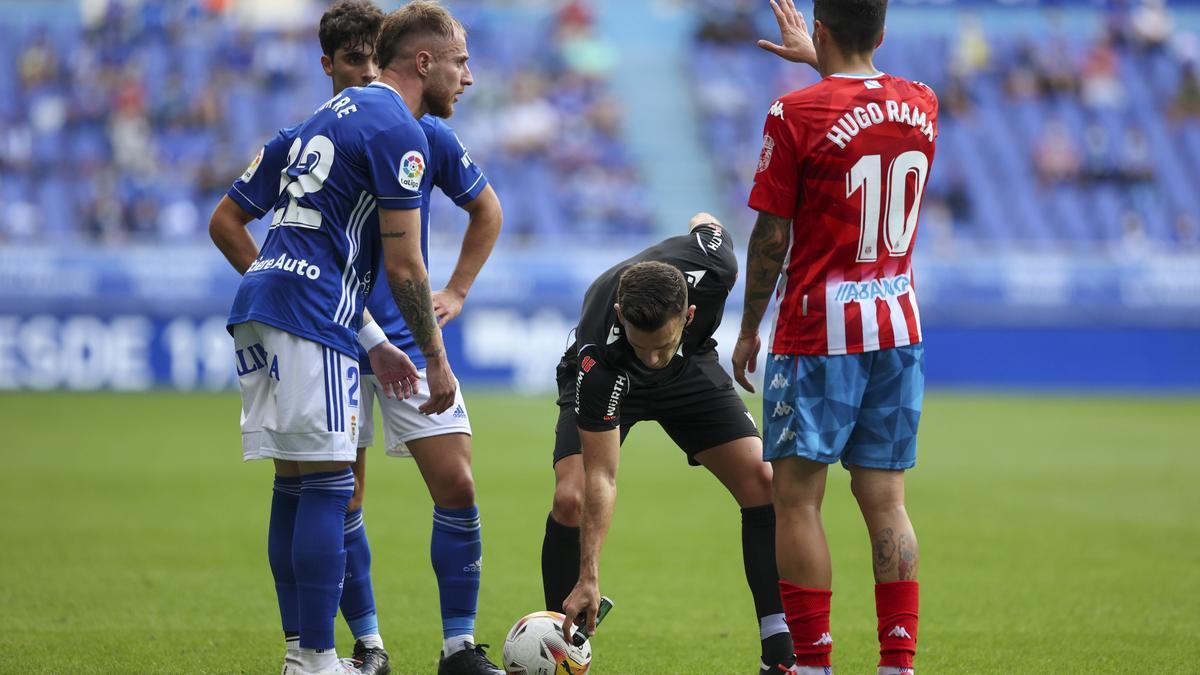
{"left": 813, "top": 0, "right": 888, "bottom": 56}
{"left": 375, "top": 1, "right": 463, "bottom": 72}
{"left": 319, "top": 0, "right": 385, "bottom": 58}
{"left": 617, "top": 262, "right": 688, "bottom": 332}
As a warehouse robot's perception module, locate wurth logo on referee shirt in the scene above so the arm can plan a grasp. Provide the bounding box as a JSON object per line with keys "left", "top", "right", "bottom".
{"left": 604, "top": 374, "right": 628, "bottom": 421}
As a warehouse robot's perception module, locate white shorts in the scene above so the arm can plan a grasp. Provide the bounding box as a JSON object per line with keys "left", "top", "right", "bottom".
{"left": 358, "top": 371, "right": 471, "bottom": 457}
{"left": 233, "top": 321, "right": 360, "bottom": 462}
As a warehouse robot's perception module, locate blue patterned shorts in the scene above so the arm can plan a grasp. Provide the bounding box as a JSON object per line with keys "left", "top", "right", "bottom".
{"left": 762, "top": 344, "right": 924, "bottom": 470}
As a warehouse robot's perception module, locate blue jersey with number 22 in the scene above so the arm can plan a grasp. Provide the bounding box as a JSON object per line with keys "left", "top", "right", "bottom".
{"left": 226, "top": 82, "right": 428, "bottom": 359}
{"left": 228, "top": 103, "right": 488, "bottom": 369}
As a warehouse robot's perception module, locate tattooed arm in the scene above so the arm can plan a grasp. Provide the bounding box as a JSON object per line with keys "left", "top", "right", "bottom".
{"left": 378, "top": 206, "right": 458, "bottom": 414}
{"left": 731, "top": 210, "right": 792, "bottom": 393}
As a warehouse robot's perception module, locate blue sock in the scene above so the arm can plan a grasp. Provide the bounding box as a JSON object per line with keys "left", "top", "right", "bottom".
{"left": 294, "top": 469, "right": 355, "bottom": 651}
{"left": 431, "top": 505, "right": 482, "bottom": 641}
{"left": 340, "top": 508, "right": 379, "bottom": 641}
{"left": 268, "top": 475, "right": 302, "bottom": 636}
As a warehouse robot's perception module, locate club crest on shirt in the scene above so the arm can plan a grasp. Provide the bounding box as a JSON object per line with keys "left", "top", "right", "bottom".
{"left": 757, "top": 134, "right": 775, "bottom": 174}
{"left": 399, "top": 151, "right": 426, "bottom": 191}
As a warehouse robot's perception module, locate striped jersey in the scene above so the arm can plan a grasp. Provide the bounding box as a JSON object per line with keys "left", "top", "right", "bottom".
{"left": 749, "top": 73, "right": 938, "bottom": 356}
{"left": 227, "top": 82, "right": 428, "bottom": 359}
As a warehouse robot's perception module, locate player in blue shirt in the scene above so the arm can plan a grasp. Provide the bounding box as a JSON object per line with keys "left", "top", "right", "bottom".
{"left": 210, "top": 3, "right": 503, "bottom": 674}
{"left": 353, "top": 112, "right": 503, "bottom": 675}
{"left": 209, "top": 3, "right": 471, "bottom": 674}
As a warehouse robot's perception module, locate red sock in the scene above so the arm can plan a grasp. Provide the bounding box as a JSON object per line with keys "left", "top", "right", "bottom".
{"left": 876, "top": 580, "right": 919, "bottom": 668}
{"left": 778, "top": 581, "right": 832, "bottom": 667}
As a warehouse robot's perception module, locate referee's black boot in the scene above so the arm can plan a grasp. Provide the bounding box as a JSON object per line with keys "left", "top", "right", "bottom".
{"left": 437, "top": 642, "right": 504, "bottom": 675}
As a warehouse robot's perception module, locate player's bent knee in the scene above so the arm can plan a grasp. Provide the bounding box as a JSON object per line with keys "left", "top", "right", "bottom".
{"left": 732, "top": 464, "right": 774, "bottom": 508}
{"left": 849, "top": 471, "right": 906, "bottom": 512}
{"left": 749, "top": 462, "right": 774, "bottom": 500}
{"left": 431, "top": 471, "right": 476, "bottom": 510}
{"left": 551, "top": 483, "right": 583, "bottom": 526}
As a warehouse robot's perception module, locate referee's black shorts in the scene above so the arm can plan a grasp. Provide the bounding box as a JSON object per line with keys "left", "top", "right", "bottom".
{"left": 553, "top": 349, "right": 761, "bottom": 467}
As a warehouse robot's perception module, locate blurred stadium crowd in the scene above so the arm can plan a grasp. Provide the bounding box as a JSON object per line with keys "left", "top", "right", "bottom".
{"left": 693, "top": 0, "right": 1200, "bottom": 254}
{"left": 0, "top": 0, "right": 652, "bottom": 247}
{"left": 4, "top": 0, "right": 1200, "bottom": 255}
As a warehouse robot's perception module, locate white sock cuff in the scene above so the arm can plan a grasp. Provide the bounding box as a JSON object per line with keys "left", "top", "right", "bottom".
{"left": 298, "top": 647, "right": 338, "bottom": 671}
{"left": 760, "top": 612, "right": 789, "bottom": 639}
{"left": 357, "top": 633, "right": 384, "bottom": 651}
{"left": 443, "top": 634, "right": 474, "bottom": 657}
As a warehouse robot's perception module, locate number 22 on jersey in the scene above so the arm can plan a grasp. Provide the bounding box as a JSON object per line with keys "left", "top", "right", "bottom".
{"left": 272, "top": 135, "right": 335, "bottom": 230}
{"left": 846, "top": 150, "right": 929, "bottom": 262}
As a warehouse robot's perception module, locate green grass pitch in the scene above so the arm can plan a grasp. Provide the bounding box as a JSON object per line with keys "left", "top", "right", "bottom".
{"left": 1, "top": 391, "right": 1198, "bottom": 673}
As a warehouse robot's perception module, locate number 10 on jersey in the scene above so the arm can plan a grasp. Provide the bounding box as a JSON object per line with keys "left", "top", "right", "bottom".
{"left": 846, "top": 151, "right": 929, "bottom": 262}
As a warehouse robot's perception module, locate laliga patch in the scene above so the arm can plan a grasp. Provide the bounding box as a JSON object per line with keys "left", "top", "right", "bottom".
{"left": 399, "top": 150, "right": 426, "bottom": 192}
{"left": 241, "top": 147, "right": 264, "bottom": 182}
{"left": 756, "top": 134, "right": 775, "bottom": 173}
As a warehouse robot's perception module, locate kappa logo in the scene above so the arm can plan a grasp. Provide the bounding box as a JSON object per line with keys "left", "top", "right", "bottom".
{"left": 772, "top": 401, "right": 794, "bottom": 417}
{"left": 769, "top": 373, "right": 788, "bottom": 390}
{"left": 684, "top": 270, "right": 707, "bottom": 287}
{"left": 887, "top": 626, "right": 913, "bottom": 640}
{"left": 778, "top": 428, "right": 796, "bottom": 444}
{"left": 769, "top": 100, "right": 785, "bottom": 119}
{"left": 607, "top": 323, "right": 622, "bottom": 345}
{"left": 811, "top": 632, "right": 833, "bottom": 646}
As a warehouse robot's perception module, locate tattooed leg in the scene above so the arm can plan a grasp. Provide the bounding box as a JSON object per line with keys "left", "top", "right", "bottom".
{"left": 870, "top": 527, "right": 919, "bottom": 582}
{"left": 850, "top": 467, "right": 918, "bottom": 583}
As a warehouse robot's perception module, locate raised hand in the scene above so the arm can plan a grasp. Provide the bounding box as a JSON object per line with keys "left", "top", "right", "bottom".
{"left": 757, "top": 0, "right": 818, "bottom": 68}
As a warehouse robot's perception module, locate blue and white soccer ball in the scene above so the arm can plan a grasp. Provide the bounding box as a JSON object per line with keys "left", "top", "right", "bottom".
{"left": 501, "top": 611, "right": 592, "bottom": 675}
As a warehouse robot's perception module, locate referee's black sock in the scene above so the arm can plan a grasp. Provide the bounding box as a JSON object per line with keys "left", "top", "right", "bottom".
{"left": 541, "top": 512, "right": 581, "bottom": 613}
{"left": 742, "top": 504, "right": 793, "bottom": 665}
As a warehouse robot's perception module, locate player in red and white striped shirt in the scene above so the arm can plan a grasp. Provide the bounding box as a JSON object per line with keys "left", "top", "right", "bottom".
{"left": 733, "top": 1, "right": 936, "bottom": 673}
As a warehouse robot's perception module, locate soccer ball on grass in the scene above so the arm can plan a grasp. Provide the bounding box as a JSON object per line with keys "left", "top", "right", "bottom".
{"left": 501, "top": 610, "right": 592, "bottom": 675}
